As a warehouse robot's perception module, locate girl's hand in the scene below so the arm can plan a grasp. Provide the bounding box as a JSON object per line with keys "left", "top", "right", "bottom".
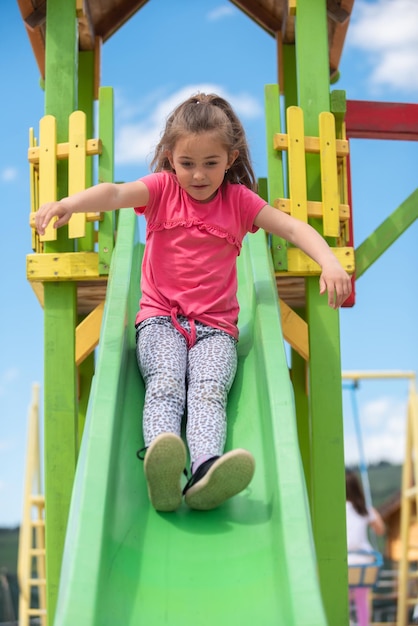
{"left": 319, "top": 261, "right": 352, "bottom": 308}
{"left": 35, "top": 200, "right": 74, "bottom": 235}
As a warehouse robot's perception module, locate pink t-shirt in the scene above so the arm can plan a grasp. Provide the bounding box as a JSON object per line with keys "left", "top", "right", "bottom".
{"left": 134, "top": 171, "right": 266, "bottom": 340}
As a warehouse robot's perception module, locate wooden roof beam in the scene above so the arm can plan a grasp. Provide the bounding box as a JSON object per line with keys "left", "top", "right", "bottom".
{"left": 23, "top": 0, "right": 46, "bottom": 30}
{"left": 93, "top": 0, "right": 150, "bottom": 42}
{"left": 327, "top": 0, "right": 350, "bottom": 24}
{"left": 77, "top": 0, "right": 96, "bottom": 50}
{"left": 229, "top": 1, "right": 282, "bottom": 36}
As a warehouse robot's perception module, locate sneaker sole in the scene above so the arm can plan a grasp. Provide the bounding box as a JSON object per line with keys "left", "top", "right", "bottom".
{"left": 184, "top": 449, "right": 255, "bottom": 511}
{"left": 144, "top": 433, "right": 186, "bottom": 512}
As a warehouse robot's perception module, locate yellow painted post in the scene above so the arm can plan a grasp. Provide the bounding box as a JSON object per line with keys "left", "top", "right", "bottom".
{"left": 75, "top": 302, "right": 105, "bottom": 366}
{"left": 286, "top": 106, "right": 308, "bottom": 223}
{"left": 18, "top": 384, "right": 47, "bottom": 626}
{"left": 397, "top": 381, "right": 418, "bottom": 626}
{"left": 279, "top": 298, "right": 309, "bottom": 360}
{"left": 398, "top": 391, "right": 413, "bottom": 625}
{"left": 29, "top": 128, "right": 40, "bottom": 253}
{"left": 68, "top": 111, "right": 87, "bottom": 239}
{"left": 319, "top": 112, "right": 340, "bottom": 237}
{"left": 38, "top": 116, "right": 57, "bottom": 242}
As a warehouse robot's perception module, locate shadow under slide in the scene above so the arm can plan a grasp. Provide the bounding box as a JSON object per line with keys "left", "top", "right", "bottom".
{"left": 54, "top": 208, "right": 327, "bottom": 626}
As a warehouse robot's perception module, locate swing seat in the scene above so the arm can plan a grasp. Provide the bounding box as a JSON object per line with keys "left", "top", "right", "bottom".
{"left": 348, "top": 550, "right": 383, "bottom": 588}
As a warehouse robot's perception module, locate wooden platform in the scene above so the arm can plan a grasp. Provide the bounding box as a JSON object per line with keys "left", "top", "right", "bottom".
{"left": 30, "top": 279, "right": 108, "bottom": 316}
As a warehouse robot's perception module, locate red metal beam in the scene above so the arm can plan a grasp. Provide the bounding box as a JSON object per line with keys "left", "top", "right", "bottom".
{"left": 346, "top": 100, "right": 418, "bottom": 141}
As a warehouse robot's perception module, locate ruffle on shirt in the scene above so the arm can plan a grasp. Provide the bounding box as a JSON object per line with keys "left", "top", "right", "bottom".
{"left": 147, "top": 219, "right": 242, "bottom": 252}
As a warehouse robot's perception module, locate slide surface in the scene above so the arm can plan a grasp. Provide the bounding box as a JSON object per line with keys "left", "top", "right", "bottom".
{"left": 54, "top": 209, "right": 327, "bottom": 626}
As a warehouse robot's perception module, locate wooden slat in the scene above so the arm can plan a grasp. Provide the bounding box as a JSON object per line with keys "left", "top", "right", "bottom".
{"left": 31, "top": 520, "right": 45, "bottom": 528}
{"left": 75, "top": 302, "right": 105, "bottom": 366}
{"left": 29, "top": 129, "right": 42, "bottom": 253}
{"left": 279, "top": 298, "right": 309, "bottom": 361}
{"left": 274, "top": 197, "right": 350, "bottom": 221}
{"left": 30, "top": 210, "right": 102, "bottom": 230}
{"left": 276, "top": 246, "right": 355, "bottom": 276}
{"left": 287, "top": 106, "right": 308, "bottom": 223}
{"left": 28, "top": 138, "right": 102, "bottom": 163}
{"left": 29, "top": 548, "right": 45, "bottom": 556}
{"left": 38, "top": 115, "right": 57, "bottom": 242}
{"left": 28, "top": 578, "right": 47, "bottom": 586}
{"left": 319, "top": 111, "right": 340, "bottom": 237}
{"left": 68, "top": 111, "right": 87, "bottom": 238}
{"left": 273, "top": 132, "right": 349, "bottom": 156}
{"left": 27, "top": 609, "right": 47, "bottom": 616}
{"left": 27, "top": 252, "right": 100, "bottom": 280}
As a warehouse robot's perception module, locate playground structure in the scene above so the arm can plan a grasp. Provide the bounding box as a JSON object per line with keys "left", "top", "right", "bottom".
{"left": 17, "top": 372, "right": 418, "bottom": 625}
{"left": 342, "top": 371, "right": 418, "bottom": 625}
{"left": 17, "top": 0, "right": 418, "bottom": 624}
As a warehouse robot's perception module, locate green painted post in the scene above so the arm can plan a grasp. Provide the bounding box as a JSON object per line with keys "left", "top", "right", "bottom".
{"left": 78, "top": 50, "right": 96, "bottom": 252}
{"left": 264, "top": 84, "right": 287, "bottom": 270}
{"left": 43, "top": 0, "right": 78, "bottom": 621}
{"left": 281, "top": 42, "right": 298, "bottom": 108}
{"left": 280, "top": 39, "right": 313, "bottom": 499}
{"left": 98, "top": 87, "right": 115, "bottom": 275}
{"left": 295, "top": 1, "right": 349, "bottom": 624}
{"left": 77, "top": 50, "right": 97, "bottom": 446}
{"left": 291, "top": 343, "right": 311, "bottom": 494}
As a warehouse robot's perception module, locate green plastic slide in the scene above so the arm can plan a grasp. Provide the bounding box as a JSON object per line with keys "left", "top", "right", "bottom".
{"left": 54, "top": 208, "right": 328, "bottom": 625}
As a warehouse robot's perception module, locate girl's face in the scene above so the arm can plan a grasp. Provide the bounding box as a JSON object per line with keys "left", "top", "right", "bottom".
{"left": 168, "top": 131, "right": 238, "bottom": 202}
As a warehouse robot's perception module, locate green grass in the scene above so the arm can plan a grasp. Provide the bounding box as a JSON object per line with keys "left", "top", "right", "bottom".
{"left": 368, "top": 463, "right": 402, "bottom": 508}
{"left": 0, "top": 527, "right": 19, "bottom": 621}
{"left": 0, "top": 527, "right": 19, "bottom": 575}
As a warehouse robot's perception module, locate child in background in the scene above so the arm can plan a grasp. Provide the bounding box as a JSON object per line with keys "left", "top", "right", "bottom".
{"left": 346, "top": 469, "right": 385, "bottom": 626}
{"left": 35, "top": 93, "right": 352, "bottom": 512}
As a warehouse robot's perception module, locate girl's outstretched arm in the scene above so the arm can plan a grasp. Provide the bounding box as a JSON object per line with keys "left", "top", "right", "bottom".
{"left": 370, "top": 508, "right": 385, "bottom": 536}
{"left": 34, "top": 180, "right": 149, "bottom": 236}
{"left": 254, "top": 203, "right": 352, "bottom": 308}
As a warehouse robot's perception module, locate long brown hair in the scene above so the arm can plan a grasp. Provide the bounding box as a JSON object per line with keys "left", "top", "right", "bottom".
{"left": 345, "top": 469, "right": 368, "bottom": 516}
{"left": 150, "top": 93, "right": 257, "bottom": 191}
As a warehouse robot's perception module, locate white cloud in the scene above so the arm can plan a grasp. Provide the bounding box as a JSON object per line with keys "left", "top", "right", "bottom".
{"left": 207, "top": 5, "right": 235, "bottom": 21}
{"left": 115, "top": 84, "right": 263, "bottom": 166}
{"left": 348, "top": 0, "right": 418, "bottom": 92}
{"left": 0, "top": 367, "right": 19, "bottom": 398}
{"left": 1, "top": 167, "right": 18, "bottom": 183}
{"left": 0, "top": 439, "right": 14, "bottom": 453}
{"left": 344, "top": 395, "right": 407, "bottom": 465}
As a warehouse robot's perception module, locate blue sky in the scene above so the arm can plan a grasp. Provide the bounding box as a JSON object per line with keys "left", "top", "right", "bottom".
{"left": 1, "top": 0, "right": 417, "bottom": 526}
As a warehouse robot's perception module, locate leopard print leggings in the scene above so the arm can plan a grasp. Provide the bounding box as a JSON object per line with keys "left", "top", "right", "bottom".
{"left": 135, "top": 316, "right": 237, "bottom": 465}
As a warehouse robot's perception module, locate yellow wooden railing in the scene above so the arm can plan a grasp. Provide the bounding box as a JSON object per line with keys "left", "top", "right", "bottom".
{"left": 26, "top": 87, "right": 115, "bottom": 369}
{"left": 27, "top": 111, "right": 103, "bottom": 268}
{"left": 273, "top": 105, "right": 354, "bottom": 276}
{"left": 265, "top": 100, "right": 355, "bottom": 361}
